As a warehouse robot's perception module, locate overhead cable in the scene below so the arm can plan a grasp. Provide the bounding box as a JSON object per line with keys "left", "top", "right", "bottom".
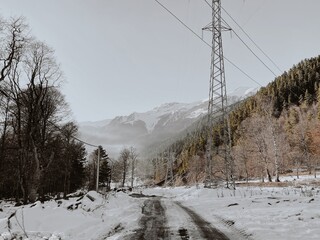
{"left": 221, "top": 5, "right": 283, "bottom": 73}
{"left": 204, "top": 0, "right": 283, "bottom": 77}
{"left": 153, "top": 0, "right": 261, "bottom": 87}
{"left": 202, "top": 0, "right": 278, "bottom": 77}
{"left": 48, "top": 120, "right": 99, "bottom": 148}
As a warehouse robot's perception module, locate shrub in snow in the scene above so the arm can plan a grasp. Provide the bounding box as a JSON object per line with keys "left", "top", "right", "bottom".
{"left": 81, "top": 191, "right": 106, "bottom": 212}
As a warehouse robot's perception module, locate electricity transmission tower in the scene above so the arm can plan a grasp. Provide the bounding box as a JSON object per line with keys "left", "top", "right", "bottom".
{"left": 203, "top": 0, "right": 235, "bottom": 189}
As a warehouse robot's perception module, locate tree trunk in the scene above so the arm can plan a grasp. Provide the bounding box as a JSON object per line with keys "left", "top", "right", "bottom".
{"left": 170, "top": 153, "right": 174, "bottom": 185}
{"left": 245, "top": 168, "right": 249, "bottom": 183}
{"left": 29, "top": 139, "right": 41, "bottom": 203}
{"left": 63, "top": 172, "right": 68, "bottom": 199}
{"left": 267, "top": 168, "right": 272, "bottom": 182}
{"left": 29, "top": 170, "right": 41, "bottom": 203}
{"left": 131, "top": 158, "right": 134, "bottom": 188}
{"left": 29, "top": 187, "right": 38, "bottom": 203}
{"left": 165, "top": 159, "right": 169, "bottom": 186}
{"left": 271, "top": 125, "right": 280, "bottom": 182}
{"left": 0, "top": 98, "right": 9, "bottom": 171}
{"left": 122, "top": 160, "right": 127, "bottom": 187}
{"left": 20, "top": 176, "right": 27, "bottom": 204}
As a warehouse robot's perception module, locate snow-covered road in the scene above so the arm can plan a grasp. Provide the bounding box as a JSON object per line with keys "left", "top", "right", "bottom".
{"left": 120, "top": 194, "right": 232, "bottom": 239}
{"left": 1, "top": 177, "right": 319, "bottom": 240}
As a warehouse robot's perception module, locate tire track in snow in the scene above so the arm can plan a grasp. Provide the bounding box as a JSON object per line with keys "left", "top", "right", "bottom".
{"left": 122, "top": 194, "right": 250, "bottom": 240}
{"left": 162, "top": 199, "right": 204, "bottom": 239}
{"left": 175, "top": 202, "right": 229, "bottom": 240}
{"left": 125, "top": 197, "right": 169, "bottom": 240}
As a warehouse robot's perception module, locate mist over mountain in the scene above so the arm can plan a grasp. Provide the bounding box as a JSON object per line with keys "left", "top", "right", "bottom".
{"left": 78, "top": 87, "right": 257, "bottom": 157}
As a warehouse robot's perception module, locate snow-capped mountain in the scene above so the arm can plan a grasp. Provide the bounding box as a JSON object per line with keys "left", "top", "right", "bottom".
{"left": 227, "top": 86, "right": 258, "bottom": 104}
{"left": 79, "top": 87, "right": 258, "bottom": 157}
{"left": 109, "top": 101, "right": 208, "bottom": 133}
{"left": 79, "top": 100, "right": 208, "bottom": 156}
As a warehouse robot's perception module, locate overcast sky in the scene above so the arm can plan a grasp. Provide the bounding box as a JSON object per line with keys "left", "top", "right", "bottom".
{"left": 0, "top": 0, "right": 319, "bottom": 122}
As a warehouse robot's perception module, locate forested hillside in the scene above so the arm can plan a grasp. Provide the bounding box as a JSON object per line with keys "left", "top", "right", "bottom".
{"left": 151, "top": 55, "right": 320, "bottom": 185}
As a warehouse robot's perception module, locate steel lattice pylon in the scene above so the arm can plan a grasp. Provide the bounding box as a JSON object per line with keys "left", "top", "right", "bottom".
{"left": 203, "top": 0, "right": 235, "bottom": 189}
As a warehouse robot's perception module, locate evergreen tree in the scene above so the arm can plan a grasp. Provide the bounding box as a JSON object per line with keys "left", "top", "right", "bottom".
{"left": 69, "top": 143, "right": 87, "bottom": 193}
{"left": 99, "top": 146, "right": 111, "bottom": 190}
{"left": 90, "top": 146, "right": 111, "bottom": 190}
{"left": 304, "top": 89, "right": 313, "bottom": 106}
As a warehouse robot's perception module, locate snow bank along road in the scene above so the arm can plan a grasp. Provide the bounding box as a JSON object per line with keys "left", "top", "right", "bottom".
{"left": 114, "top": 193, "right": 249, "bottom": 240}
{"left": 2, "top": 179, "right": 318, "bottom": 239}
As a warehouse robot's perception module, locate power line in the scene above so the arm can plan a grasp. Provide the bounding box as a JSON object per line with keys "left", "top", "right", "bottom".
{"left": 153, "top": 0, "right": 261, "bottom": 87}
{"left": 203, "top": 0, "right": 278, "bottom": 77}
{"left": 48, "top": 120, "right": 99, "bottom": 148}
{"left": 201, "top": 0, "right": 308, "bottom": 109}
{"left": 224, "top": 56, "right": 262, "bottom": 87}
{"left": 203, "top": 0, "right": 212, "bottom": 9}
{"left": 221, "top": 5, "right": 283, "bottom": 73}
{"left": 154, "top": 0, "right": 210, "bottom": 48}
{"left": 228, "top": 23, "right": 278, "bottom": 77}
{"left": 204, "top": 0, "right": 281, "bottom": 74}
{"left": 73, "top": 136, "right": 99, "bottom": 148}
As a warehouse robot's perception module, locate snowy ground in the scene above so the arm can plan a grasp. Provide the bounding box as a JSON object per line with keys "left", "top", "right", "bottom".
{"left": 0, "top": 191, "right": 143, "bottom": 240}
{"left": 0, "top": 175, "right": 319, "bottom": 239}
{"left": 144, "top": 184, "right": 320, "bottom": 239}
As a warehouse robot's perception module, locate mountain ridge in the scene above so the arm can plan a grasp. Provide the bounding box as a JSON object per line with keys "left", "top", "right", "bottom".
{"left": 78, "top": 87, "right": 257, "bottom": 157}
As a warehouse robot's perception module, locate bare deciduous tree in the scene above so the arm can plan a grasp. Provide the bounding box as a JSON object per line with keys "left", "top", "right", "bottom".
{"left": 0, "top": 17, "right": 27, "bottom": 83}
{"left": 119, "top": 148, "right": 130, "bottom": 187}
{"left": 129, "top": 147, "right": 138, "bottom": 188}
{"left": 5, "top": 37, "right": 66, "bottom": 202}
